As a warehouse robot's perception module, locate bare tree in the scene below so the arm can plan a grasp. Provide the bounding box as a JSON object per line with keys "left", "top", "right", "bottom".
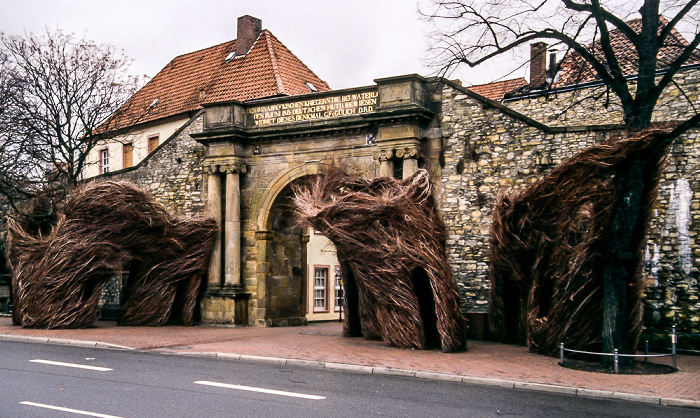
{"left": 422, "top": 0, "right": 700, "bottom": 357}
{"left": 0, "top": 28, "right": 141, "bottom": 214}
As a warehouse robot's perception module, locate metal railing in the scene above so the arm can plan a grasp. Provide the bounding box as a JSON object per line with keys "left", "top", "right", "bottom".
{"left": 560, "top": 325, "right": 678, "bottom": 374}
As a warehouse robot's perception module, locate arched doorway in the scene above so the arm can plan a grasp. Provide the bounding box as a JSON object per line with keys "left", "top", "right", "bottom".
{"left": 264, "top": 179, "right": 307, "bottom": 326}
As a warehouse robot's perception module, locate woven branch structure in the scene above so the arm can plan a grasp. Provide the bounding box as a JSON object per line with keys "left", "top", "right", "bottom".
{"left": 295, "top": 168, "right": 467, "bottom": 352}
{"left": 490, "top": 130, "right": 669, "bottom": 355}
{"left": 7, "top": 181, "right": 217, "bottom": 329}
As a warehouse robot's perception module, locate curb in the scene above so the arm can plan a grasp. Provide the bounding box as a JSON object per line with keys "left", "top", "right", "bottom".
{"left": 2, "top": 334, "right": 699, "bottom": 409}
{"left": 188, "top": 350, "right": 700, "bottom": 409}
{"left": 0, "top": 334, "right": 132, "bottom": 350}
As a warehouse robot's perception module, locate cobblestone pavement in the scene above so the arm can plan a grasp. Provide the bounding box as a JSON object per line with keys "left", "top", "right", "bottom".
{"left": 1, "top": 316, "right": 697, "bottom": 408}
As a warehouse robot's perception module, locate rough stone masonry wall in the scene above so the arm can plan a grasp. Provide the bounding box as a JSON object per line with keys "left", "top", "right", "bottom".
{"left": 98, "top": 113, "right": 206, "bottom": 217}
{"left": 441, "top": 72, "right": 700, "bottom": 334}
{"left": 506, "top": 65, "right": 700, "bottom": 127}
{"left": 439, "top": 86, "right": 606, "bottom": 313}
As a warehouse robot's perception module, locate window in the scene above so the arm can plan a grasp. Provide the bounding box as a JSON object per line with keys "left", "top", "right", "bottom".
{"left": 334, "top": 267, "right": 343, "bottom": 312}
{"left": 123, "top": 142, "right": 133, "bottom": 168}
{"left": 148, "top": 135, "right": 159, "bottom": 154}
{"left": 99, "top": 149, "right": 109, "bottom": 174}
{"left": 313, "top": 267, "right": 329, "bottom": 312}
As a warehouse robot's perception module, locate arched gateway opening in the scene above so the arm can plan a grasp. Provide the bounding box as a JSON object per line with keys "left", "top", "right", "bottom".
{"left": 256, "top": 165, "right": 343, "bottom": 326}
{"left": 264, "top": 178, "right": 309, "bottom": 326}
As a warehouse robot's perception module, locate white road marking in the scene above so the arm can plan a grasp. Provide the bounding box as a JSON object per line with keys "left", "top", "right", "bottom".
{"left": 20, "top": 401, "right": 125, "bottom": 418}
{"left": 194, "top": 380, "right": 326, "bottom": 400}
{"left": 30, "top": 359, "right": 112, "bottom": 371}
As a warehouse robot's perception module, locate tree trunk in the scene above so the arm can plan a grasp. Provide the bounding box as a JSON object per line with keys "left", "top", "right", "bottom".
{"left": 602, "top": 152, "right": 651, "bottom": 365}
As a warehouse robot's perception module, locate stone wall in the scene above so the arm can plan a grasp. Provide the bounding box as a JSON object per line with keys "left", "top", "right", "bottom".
{"left": 505, "top": 64, "right": 700, "bottom": 127}
{"left": 439, "top": 71, "right": 700, "bottom": 334}
{"left": 97, "top": 112, "right": 207, "bottom": 218}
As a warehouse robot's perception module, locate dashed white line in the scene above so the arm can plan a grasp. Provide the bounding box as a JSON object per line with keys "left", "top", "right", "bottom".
{"left": 194, "top": 380, "right": 326, "bottom": 400}
{"left": 30, "top": 359, "right": 112, "bottom": 371}
{"left": 20, "top": 401, "right": 125, "bottom": 418}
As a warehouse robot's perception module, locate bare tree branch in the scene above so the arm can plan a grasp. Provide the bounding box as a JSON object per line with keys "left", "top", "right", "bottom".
{"left": 0, "top": 28, "right": 141, "bottom": 217}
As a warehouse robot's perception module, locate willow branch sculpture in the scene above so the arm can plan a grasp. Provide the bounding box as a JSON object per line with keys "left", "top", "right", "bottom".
{"left": 490, "top": 130, "right": 670, "bottom": 355}
{"left": 295, "top": 168, "right": 467, "bottom": 352}
{"left": 7, "top": 181, "right": 217, "bottom": 329}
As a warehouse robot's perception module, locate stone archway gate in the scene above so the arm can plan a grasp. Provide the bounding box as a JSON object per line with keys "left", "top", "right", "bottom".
{"left": 191, "top": 75, "right": 443, "bottom": 326}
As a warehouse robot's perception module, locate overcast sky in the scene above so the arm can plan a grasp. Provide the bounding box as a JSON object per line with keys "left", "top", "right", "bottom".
{"left": 0, "top": 0, "right": 526, "bottom": 90}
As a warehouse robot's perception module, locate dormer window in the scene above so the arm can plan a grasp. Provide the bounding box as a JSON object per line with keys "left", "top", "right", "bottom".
{"left": 305, "top": 82, "right": 318, "bottom": 92}
{"left": 225, "top": 51, "right": 237, "bottom": 62}
{"left": 149, "top": 98, "right": 159, "bottom": 109}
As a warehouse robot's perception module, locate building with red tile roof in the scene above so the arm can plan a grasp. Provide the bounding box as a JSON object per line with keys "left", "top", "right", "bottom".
{"left": 85, "top": 15, "right": 330, "bottom": 178}
{"left": 554, "top": 16, "right": 700, "bottom": 88}
{"left": 469, "top": 16, "right": 699, "bottom": 101}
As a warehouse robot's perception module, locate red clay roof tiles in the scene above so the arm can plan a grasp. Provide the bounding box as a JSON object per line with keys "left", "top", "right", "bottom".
{"left": 107, "top": 30, "right": 330, "bottom": 130}
{"left": 467, "top": 17, "right": 699, "bottom": 99}
{"left": 555, "top": 17, "right": 700, "bottom": 87}
{"left": 467, "top": 78, "right": 528, "bottom": 101}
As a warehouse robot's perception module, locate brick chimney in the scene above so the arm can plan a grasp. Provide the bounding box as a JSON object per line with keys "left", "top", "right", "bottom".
{"left": 529, "top": 42, "right": 547, "bottom": 86}
{"left": 236, "top": 15, "right": 262, "bottom": 56}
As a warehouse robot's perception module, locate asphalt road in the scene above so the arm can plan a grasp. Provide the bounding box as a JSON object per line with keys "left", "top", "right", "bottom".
{"left": 0, "top": 340, "right": 695, "bottom": 417}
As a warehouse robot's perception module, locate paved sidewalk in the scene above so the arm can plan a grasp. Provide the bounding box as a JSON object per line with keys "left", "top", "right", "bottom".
{"left": 0, "top": 316, "right": 698, "bottom": 408}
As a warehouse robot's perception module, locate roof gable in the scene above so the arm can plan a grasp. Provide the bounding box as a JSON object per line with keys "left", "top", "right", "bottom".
{"left": 107, "top": 30, "right": 330, "bottom": 130}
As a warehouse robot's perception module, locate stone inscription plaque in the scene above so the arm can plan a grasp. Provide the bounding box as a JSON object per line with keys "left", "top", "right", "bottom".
{"left": 248, "top": 90, "right": 378, "bottom": 126}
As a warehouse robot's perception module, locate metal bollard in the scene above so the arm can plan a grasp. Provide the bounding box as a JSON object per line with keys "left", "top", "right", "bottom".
{"left": 672, "top": 325, "right": 677, "bottom": 369}
{"left": 645, "top": 340, "right": 649, "bottom": 363}
{"left": 613, "top": 349, "right": 619, "bottom": 374}
{"left": 560, "top": 343, "right": 565, "bottom": 366}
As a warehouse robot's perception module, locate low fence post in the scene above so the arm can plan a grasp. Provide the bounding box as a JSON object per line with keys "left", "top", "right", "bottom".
{"left": 672, "top": 325, "right": 677, "bottom": 369}
{"left": 645, "top": 340, "right": 649, "bottom": 363}
{"left": 560, "top": 343, "right": 565, "bottom": 366}
{"left": 613, "top": 349, "right": 619, "bottom": 374}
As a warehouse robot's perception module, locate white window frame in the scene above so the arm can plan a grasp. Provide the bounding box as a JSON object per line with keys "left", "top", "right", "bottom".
{"left": 313, "top": 266, "right": 329, "bottom": 313}
{"left": 99, "top": 148, "right": 109, "bottom": 174}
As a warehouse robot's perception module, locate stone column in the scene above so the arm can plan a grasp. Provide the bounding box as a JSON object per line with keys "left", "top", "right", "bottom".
{"left": 374, "top": 149, "right": 394, "bottom": 177}
{"left": 206, "top": 166, "right": 222, "bottom": 286}
{"left": 396, "top": 147, "right": 419, "bottom": 179}
{"left": 222, "top": 164, "right": 246, "bottom": 287}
